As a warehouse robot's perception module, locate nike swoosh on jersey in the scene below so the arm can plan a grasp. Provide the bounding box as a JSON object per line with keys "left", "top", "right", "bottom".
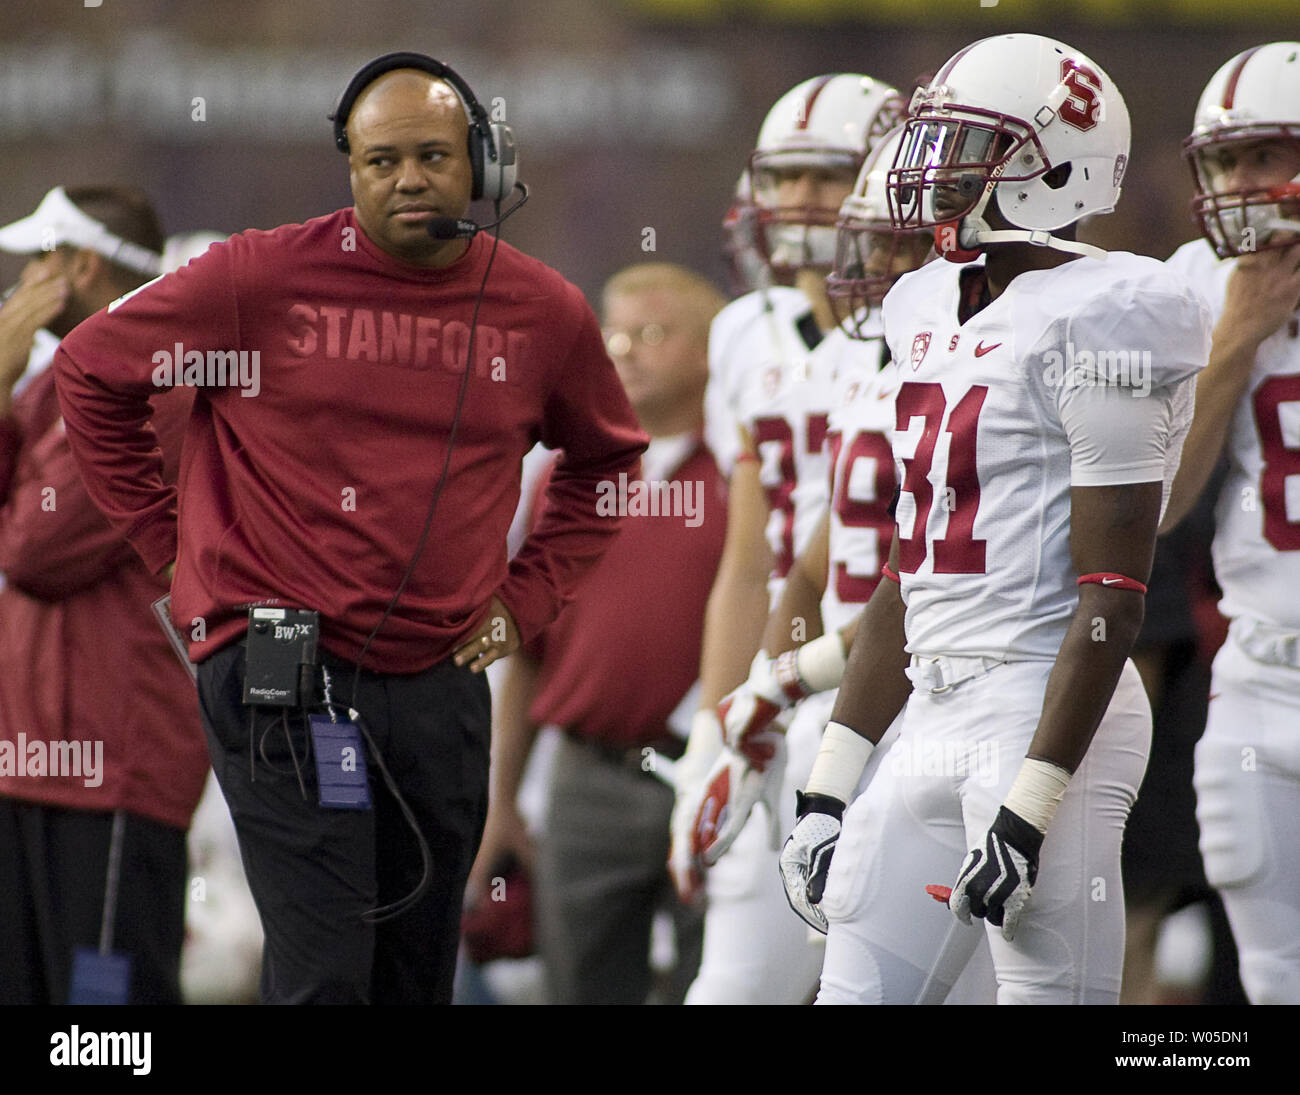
{"left": 974, "top": 341, "right": 1001, "bottom": 357}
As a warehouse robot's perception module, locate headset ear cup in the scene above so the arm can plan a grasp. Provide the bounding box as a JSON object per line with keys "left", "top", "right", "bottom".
{"left": 480, "top": 123, "right": 518, "bottom": 203}
{"left": 331, "top": 106, "right": 349, "bottom": 152}
{"left": 468, "top": 129, "right": 486, "bottom": 201}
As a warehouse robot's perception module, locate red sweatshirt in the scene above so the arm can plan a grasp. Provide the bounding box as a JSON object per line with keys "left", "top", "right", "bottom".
{"left": 0, "top": 371, "right": 209, "bottom": 829}
{"left": 54, "top": 209, "right": 648, "bottom": 673}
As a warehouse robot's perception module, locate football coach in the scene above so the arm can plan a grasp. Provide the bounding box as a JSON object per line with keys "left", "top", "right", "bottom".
{"left": 53, "top": 52, "right": 648, "bottom": 1004}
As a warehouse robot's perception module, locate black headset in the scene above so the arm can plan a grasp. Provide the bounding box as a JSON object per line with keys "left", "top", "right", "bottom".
{"left": 330, "top": 51, "right": 517, "bottom": 202}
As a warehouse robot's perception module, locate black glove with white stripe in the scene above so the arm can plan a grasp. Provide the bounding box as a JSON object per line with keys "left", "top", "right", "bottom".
{"left": 779, "top": 790, "right": 844, "bottom": 935}
{"left": 948, "top": 806, "right": 1044, "bottom": 941}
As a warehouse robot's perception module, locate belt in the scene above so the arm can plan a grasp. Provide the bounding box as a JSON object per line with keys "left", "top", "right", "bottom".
{"left": 905, "top": 653, "right": 1007, "bottom": 694}
{"left": 1233, "top": 618, "right": 1300, "bottom": 670}
{"left": 565, "top": 729, "right": 687, "bottom": 774}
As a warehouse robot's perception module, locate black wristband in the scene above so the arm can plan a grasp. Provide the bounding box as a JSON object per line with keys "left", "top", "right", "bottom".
{"left": 796, "top": 790, "right": 845, "bottom": 822}
{"left": 992, "top": 804, "right": 1044, "bottom": 861}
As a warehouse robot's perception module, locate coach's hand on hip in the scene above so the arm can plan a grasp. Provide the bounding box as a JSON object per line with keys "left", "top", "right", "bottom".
{"left": 453, "top": 595, "right": 521, "bottom": 673}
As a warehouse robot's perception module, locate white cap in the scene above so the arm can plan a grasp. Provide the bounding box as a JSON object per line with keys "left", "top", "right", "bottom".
{"left": 0, "top": 187, "right": 162, "bottom": 277}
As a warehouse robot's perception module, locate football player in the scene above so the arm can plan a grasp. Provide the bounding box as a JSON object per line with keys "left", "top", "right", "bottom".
{"left": 1162, "top": 41, "right": 1300, "bottom": 1005}
{"left": 670, "top": 73, "right": 902, "bottom": 1004}
{"left": 700, "top": 127, "right": 999, "bottom": 1004}
{"left": 780, "top": 33, "right": 1212, "bottom": 1004}
{"left": 693, "top": 126, "right": 927, "bottom": 863}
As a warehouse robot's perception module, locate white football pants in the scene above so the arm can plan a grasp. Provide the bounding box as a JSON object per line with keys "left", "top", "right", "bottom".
{"left": 817, "top": 658, "right": 1150, "bottom": 1005}
{"left": 1195, "top": 621, "right": 1300, "bottom": 1004}
{"left": 686, "top": 689, "right": 997, "bottom": 1003}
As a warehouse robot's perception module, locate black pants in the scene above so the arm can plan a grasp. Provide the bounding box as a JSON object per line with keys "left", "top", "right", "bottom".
{"left": 0, "top": 799, "right": 187, "bottom": 1004}
{"left": 197, "top": 639, "right": 490, "bottom": 1004}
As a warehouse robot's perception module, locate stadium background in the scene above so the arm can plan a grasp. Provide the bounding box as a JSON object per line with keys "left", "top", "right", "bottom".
{"left": 0, "top": 0, "right": 1290, "bottom": 296}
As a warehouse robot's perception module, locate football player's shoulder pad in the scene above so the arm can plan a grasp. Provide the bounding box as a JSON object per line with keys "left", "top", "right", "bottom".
{"left": 1048, "top": 251, "right": 1213, "bottom": 387}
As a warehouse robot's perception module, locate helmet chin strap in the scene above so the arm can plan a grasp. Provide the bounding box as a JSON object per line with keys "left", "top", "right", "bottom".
{"left": 972, "top": 229, "right": 1108, "bottom": 260}
{"left": 936, "top": 171, "right": 1109, "bottom": 262}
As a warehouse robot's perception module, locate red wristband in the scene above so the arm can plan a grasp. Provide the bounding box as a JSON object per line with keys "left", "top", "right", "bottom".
{"left": 1077, "top": 572, "right": 1147, "bottom": 594}
{"left": 881, "top": 564, "right": 901, "bottom": 584}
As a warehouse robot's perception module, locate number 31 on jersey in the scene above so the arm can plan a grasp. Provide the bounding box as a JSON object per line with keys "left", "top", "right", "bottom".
{"left": 894, "top": 381, "right": 987, "bottom": 575}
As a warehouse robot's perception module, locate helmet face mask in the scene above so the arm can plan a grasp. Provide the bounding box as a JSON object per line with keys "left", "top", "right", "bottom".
{"left": 889, "top": 111, "right": 1038, "bottom": 234}
{"left": 1185, "top": 42, "right": 1300, "bottom": 258}
{"left": 722, "top": 171, "right": 767, "bottom": 296}
{"left": 1186, "top": 129, "right": 1300, "bottom": 258}
{"left": 828, "top": 125, "right": 936, "bottom": 337}
{"left": 750, "top": 160, "right": 858, "bottom": 277}
{"left": 827, "top": 223, "right": 934, "bottom": 337}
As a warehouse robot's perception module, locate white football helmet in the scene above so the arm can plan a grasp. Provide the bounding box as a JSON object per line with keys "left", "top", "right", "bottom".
{"left": 888, "top": 34, "right": 1130, "bottom": 262}
{"left": 722, "top": 170, "right": 767, "bottom": 296}
{"left": 750, "top": 74, "right": 904, "bottom": 278}
{"left": 827, "top": 125, "right": 936, "bottom": 339}
{"left": 1185, "top": 42, "right": 1300, "bottom": 258}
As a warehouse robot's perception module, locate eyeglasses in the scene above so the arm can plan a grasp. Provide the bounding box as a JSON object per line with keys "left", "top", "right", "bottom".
{"left": 602, "top": 322, "right": 671, "bottom": 357}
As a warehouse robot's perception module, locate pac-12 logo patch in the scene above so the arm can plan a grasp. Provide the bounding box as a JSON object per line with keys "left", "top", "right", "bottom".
{"left": 911, "top": 331, "right": 932, "bottom": 371}
{"left": 1112, "top": 153, "right": 1128, "bottom": 188}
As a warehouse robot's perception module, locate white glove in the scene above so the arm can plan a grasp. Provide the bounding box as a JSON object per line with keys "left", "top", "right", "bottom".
{"left": 778, "top": 791, "right": 845, "bottom": 934}
{"left": 720, "top": 637, "right": 846, "bottom": 768}
{"left": 669, "top": 709, "right": 725, "bottom": 902}
{"left": 948, "top": 806, "right": 1043, "bottom": 941}
{"left": 693, "top": 735, "right": 788, "bottom": 866}
{"left": 718, "top": 653, "right": 795, "bottom": 769}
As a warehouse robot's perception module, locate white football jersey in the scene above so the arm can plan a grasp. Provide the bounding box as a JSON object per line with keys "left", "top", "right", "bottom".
{"left": 882, "top": 253, "right": 1211, "bottom": 660}
{"left": 822, "top": 314, "right": 898, "bottom": 634}
{"left": 1168, "top": 239, "right": 1300, "bottom": 630}
{"left": 706, "top": 288, "right": 839, "bottom": 601}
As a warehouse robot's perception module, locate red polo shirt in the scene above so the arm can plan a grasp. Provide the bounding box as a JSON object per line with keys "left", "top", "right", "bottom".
{"left": 526, "top": 438, "right": 726, "bottom": 747}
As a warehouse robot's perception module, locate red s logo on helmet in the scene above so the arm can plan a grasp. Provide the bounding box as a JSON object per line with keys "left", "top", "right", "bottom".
{"left": 1058, "top": 60, "right": 1103, "bottom": 132}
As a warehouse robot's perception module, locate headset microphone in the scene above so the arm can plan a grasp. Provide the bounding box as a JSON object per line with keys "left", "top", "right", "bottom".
{"left": 426, "top": 218, "right": 481, "bottom": 240}
{"left": 426, "top": 181, "right": 530, "bottom": 240}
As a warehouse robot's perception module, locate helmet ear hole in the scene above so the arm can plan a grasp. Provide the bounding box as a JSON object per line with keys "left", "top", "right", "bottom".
{"left": 1043, "top": 163, "right": 1072, "bottom": 190}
